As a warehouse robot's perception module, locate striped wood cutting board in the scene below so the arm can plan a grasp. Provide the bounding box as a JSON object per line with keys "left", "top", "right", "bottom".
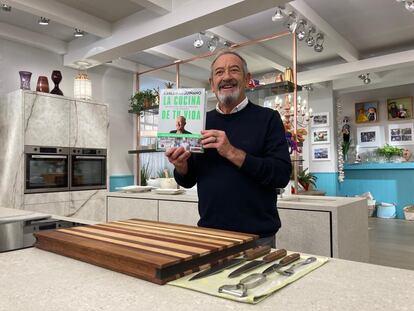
{"left": 34, "top": 218, "right": 258, "bottom": 284}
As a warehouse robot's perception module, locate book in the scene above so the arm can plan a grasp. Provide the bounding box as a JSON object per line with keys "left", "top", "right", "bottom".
{"left": 157, "top": 88, "right": 206, "bottom": 153}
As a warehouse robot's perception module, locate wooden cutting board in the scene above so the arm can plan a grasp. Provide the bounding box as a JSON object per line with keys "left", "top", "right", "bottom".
{"left": 34, "top": 218, "right": 258, "bottom": 284}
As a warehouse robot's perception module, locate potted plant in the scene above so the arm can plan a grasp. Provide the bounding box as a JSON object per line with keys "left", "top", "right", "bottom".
{"left": 297, "top": 168, "right": 317, "bottom": 191}
{"left": 164, "top": 81, "right": 174, "bottom": 89}
{"left": 375, "top": 144, "right": 403, "bottom": 162}
{"left": 129, "top": 89, "right": 158, "bottom": 114}
{"left": 140, "top": 162, "right": 152, "bottom": 186}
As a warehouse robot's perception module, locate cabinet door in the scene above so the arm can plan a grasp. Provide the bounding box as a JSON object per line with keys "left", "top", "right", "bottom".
{"left": 68, "top": 190, "right": 107, "bottom": 222}
{"left": 276, "top": 208, "right": 331, "bottom": 257}
{"left": 107, "top": 197, "right": 158, "bottom": 221}
{"left": 24, "top": 93, "right": 71, "bottom": 146}
{"left": 158, "top": 201, "right": 199, "bottom": 226}
{"left": 70, "top": 101, "right": 108, "bottom": 148}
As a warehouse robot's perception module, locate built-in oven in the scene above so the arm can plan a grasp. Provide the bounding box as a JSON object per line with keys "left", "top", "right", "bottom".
{"left": 70, "top": 148, "right": 107, "bottom": 191}
{"left": 24, "top": 146, "right": 70, "bottom": 193}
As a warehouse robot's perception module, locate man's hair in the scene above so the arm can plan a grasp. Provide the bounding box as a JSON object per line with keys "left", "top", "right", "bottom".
{"left": 210, "top": 50, "right": 249, "bottom": 79}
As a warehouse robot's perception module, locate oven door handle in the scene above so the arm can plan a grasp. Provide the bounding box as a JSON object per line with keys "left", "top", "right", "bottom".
{"left": 75, "top": 156, "right": 106, "bottom": 159}
{"left": 31, "top": 155, "right": 68, "bottom": 159}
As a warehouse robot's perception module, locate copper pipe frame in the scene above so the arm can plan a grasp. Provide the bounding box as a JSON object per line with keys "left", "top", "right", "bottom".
{"left": 292, "top": 32, "right": 299, "bottom": 194}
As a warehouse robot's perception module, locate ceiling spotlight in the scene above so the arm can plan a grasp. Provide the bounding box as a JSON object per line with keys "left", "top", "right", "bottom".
{"left": 193, "top": 33, "right": 204, "bottom": 48}
{"left": 296, "top": 20, "right": 307, "bottom": 41}
{"left": 314, "top": 33, "right": 324, "bottom": 52}
{"left": 358, "top": 73, "right": 371, "bottom": 84}
{"left": 303, "top": 84, "right": 313, "bottom": 91}
{"left": 207, "top": 36, "right": 219, "bottom": 52}
{"left": 306, "top": 27, "right": 316, "bottom": 47}
{"left": 38, "top": 17, "right": 50, "bottom": 25}
{"left": 405, "top": 1, "right": 414, "bottom": 12}
{"left": 283, "top": 11, "right": 297, "bottom": 33}
{"left": 74, "top": 29, "right": 84, "bottom": 37}
{"left": 1, "top": 4, "right": 11, "bottom": 12}
{"left": 271, "top": 7, "right": 284, "bottom": 21}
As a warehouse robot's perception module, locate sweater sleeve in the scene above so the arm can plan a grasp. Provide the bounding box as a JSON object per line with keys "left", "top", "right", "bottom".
{"left": 239, "top": 110, "right": 292, "bottom": 188}
{"left": 173, "top": 154, "right": 198, "bottom": 188}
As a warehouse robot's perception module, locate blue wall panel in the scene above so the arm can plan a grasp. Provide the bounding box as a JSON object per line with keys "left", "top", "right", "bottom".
{"left": 109, "top": 175, "right": 134, "bottom": 192}
{"left": 313, "top": 172, "right": 339, "bottom": 197}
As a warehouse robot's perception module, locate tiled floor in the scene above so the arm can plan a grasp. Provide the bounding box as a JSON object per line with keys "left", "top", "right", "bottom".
{"left": 368, "top": 217, "right": 414, "bottom": 270}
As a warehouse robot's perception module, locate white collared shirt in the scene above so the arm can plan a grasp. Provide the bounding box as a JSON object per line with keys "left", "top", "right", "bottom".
{"left": 215, "top": 97, "right": 248, "bottom": 114}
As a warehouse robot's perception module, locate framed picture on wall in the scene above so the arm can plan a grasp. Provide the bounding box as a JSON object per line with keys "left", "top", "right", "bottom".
{"left": 355, "top": 101, "right": 379, "bottom": 123}
{"left": 387, "top": 97, "right": 413, "bottom": 121}
{"left": 357, "top": 126, "right": 382, "bottom": 148}
{"left": 311, "top": 112, "right": 329, "bottom": 127}
{"left": 388, "top": 123, "right": 414, "bottom": 145}
{"left": 312, "top": 145, "right": 330, "bottom": 161}
{"left": 311, "top": 127, "right": 330, "bottom": 144}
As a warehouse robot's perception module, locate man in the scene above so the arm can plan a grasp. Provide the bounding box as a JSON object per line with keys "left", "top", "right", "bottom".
{"left": 170, "top": 116, "right": 192, "bottom": 134}
{"left": 165, "top": 50, "right": 291, "bottom": 247}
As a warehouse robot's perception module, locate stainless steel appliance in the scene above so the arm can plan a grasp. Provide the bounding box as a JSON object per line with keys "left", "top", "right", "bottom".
{"left": 70, "top": 148, "right": 107, "bottom": 191}
{"left": 24, "top": 145, "right": 70, "bottom": 193}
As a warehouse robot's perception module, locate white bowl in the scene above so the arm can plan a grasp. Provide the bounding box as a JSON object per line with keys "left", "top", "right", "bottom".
{"left": 159, "top": 178, "right": 178, "bottom": 189}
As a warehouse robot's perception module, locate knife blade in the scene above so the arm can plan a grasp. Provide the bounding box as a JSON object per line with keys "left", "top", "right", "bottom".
{"left": 262, "top": 252, "right": 301, "bottom": 275}
{"left": 188, "top": 245, "right": 271, "bottom": 281}
{"left": 227, "top": 248, "right": 287, "bottom": 278}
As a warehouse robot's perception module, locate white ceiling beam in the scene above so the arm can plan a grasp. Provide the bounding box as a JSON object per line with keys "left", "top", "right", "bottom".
{"left": 64, "top": 0, "right": 289, "bottom": 67}
{"left": 3, "top": 0, "right": 111, "bottom": 38}
{"left": 298, "top": 49, "right": 414, "bottom": 85}
{"left": 129, "top": 0, "right": 172, "bottom": 15}
{"left": 208, "top": 25, "right": 291, "bottom": 72}
{"left": 0, "top": 22, "right": 67, "bottom": 54}
{"left": 289, "top": 0, "right": 359, "bottom": 62}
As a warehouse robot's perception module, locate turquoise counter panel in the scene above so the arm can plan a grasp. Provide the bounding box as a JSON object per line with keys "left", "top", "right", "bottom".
{"left": 109, "top": 175, "right": 134, "bottom": 192}
{"left": 313, "top": 172, "right": 339, "bottom": 197}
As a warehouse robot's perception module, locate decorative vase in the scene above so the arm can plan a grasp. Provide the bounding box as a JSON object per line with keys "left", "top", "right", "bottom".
{"left": 36, "top": 76, "right": 49, "bottom": 93}
{"left": 50, "top": 70, "right": 63, "bottom": 95}
{"left": 19, "top": 71, "right": 32, "bottom": 90}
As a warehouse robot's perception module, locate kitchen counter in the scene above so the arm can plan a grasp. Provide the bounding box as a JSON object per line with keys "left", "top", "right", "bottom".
{"left": 0, "top": 247, "right": 413, "bottom": 311}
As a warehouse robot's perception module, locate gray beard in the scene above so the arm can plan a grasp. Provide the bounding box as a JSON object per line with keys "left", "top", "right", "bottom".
{"left": 217, "top": 89, "right": 240, "bottom": 106}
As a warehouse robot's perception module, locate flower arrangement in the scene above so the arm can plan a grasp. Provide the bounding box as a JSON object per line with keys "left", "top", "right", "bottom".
{"left": 375, "top": 144, "right": 403, "bottom": 161}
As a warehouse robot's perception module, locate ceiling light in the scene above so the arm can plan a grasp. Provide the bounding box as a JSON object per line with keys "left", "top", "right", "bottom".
{"left": 207, "top": 36, "right": 219, "bottom": 52}
{"left": 314, "top": 33, "right": 324, "bottom": 52}
{"left": 296, "top": 20, "right": 307, "bottom": 41}
{"left": 38, "top": 17, "right": 50, "bottom": 25}
{"left": 1, "top": 4, "right": 11, "bottom": 12}
{"left": 358, "top": 73, "right": 371, "bottom": 84}
{"left": 271, "top": 7, "right": 284, "bottom": 21}
{"left": 193, "top": 33, "right": 204, "bottom": 48}
{"left": 74, "top": 29, "right": 84, "bottom": 37}
{"left": 405, "top": 1, "right": 414, "bottom": 11}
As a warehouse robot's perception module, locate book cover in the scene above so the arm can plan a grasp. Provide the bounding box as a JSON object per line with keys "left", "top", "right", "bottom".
{"left": 157, "top": 88, "right": 206, "bottom": 153}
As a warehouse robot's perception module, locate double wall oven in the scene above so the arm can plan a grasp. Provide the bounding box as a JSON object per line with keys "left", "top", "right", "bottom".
{"left": 25, "top": 145, "right": 106, "bottom": 194}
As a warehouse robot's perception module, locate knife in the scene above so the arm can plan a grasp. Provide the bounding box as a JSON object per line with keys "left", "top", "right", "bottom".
{"left": 188, "top": 245, "right": 271, "bottom": 281}
{"left": 227, "top": 248, "right": 287, "bottom": 278}
{"left": 261, "top": 252, "right": 301, "bottom": 275}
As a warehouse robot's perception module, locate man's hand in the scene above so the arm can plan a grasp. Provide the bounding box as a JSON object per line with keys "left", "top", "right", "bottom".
{"left": 201, "top": 130, "right": 246, "bottom": 168}
{"left": 165, "top": 147, "right": 191, "bottom": 176}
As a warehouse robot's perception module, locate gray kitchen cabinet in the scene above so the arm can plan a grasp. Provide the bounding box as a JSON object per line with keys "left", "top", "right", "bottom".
{"left": 158, "top": 200, "right": 199, "bottom": 226}
{"left": 107, "top": 197, "right": 158, "bottom": 221}
{"left": 70, "top": 100, "right": 108, "bottom": 148}
{"left": 276, "top": 208, "right": 331, "bottom": 257}
{"left": 68, "top": 190, "right": 107, "bottom": 222}
{"left": 24, "top": 93, "right": 71, "bottom": 147}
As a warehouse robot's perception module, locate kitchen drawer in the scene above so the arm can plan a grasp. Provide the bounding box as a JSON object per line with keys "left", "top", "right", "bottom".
{"left": 107, "top": 197, "right": 158, "bottom": 221}
{"left": 158, "top": 200, "right": 199, "bottom": 226}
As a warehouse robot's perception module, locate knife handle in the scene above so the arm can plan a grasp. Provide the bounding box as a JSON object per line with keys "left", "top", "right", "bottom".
{"left": 279, "top": 253, "right": 300, "bottom": 266}
{"left": 244, "top": 245, "right": 271, "bottom": 260}
{"left": 262, "top": 249, "right": 287, "bottom": 263}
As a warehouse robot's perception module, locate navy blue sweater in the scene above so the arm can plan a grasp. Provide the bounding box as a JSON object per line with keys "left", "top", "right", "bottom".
{"left": 174, "top": 102, "right": 291, "bottom": 237}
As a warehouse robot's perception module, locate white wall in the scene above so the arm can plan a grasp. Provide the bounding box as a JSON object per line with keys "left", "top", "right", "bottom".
{"left": 0, "top": 38, "right": 134, "bottom": 177}
{"left": 339, "top": 84, "right": 414, "bottom": 156}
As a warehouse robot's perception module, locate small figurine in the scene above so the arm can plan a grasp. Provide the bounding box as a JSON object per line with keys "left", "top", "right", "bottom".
{"left": 342, "top": 116, "right": 351, "bottom": 143}
{"left": 402, "top": 149, "right": 412, "bottom": 162}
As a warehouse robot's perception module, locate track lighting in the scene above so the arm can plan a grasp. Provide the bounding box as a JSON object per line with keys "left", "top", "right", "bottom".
{"left": 74, "top": 29, "right": 84, "bottom": 37}
{"left": 358, "top": 73, "right": 371, "bottom": 84}
{"left": 193, "top": 33, "right": 204, "bottom": 48}
{"left": 207, "top": 36, "right": 219, "bottom": 52}
{"left": 1, "top": 4, "right": 11, "bottom": 12}
{"left": 314, "top": 33, "right": 324, "bottom": 52}
{"left": 296, "top": 20, "right": 307, "bottom": 41}
{"left": 271, "top": 7, "right": 284, "bottom": 21}
{"left": 38, "top": 17, "right": 50, "bottom": 25}
{"left": 395, "top": 0, "right": 414, "bottom": 12}
{"left": 306, "top": 27, "right": 316, "bottom": 47}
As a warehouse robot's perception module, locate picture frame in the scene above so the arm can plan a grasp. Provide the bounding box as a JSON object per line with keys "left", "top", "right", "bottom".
{"left": 311, "top": 127, "right": 330, "bottom": 144}
{"left": 357, "top": 126, "right": 382, "bottom": 148}
{"left": 311, "top": 145, "right": 330, "bottom": 161}
{"left": 386, "top": 96, "right": 413, "bottom": 121}
{"left": 388, "top": 123, "right": 414, "bottom": 146}
{"left": 311, "top": 112, "right": 329, "bottom": 127}
{"left": 355, "top": 101, "right": 379, "bottom": 124}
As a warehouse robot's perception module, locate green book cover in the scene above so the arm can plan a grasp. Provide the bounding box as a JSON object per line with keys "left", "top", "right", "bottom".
{"left": 157, "top": 88, "right": 206, "bottom": 153}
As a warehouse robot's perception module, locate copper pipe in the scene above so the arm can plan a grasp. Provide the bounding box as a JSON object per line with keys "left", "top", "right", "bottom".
{"left": 137, "top": 30, "right": 290, "bottom": 76}
{"left": 292, "top": 32, "right": 299, "bottom": 194}
{"left": 176, "top": 63, "right": 180, "bottom": 88}
{"left": 135, "top": 73, "right": 141, "bottom": 186}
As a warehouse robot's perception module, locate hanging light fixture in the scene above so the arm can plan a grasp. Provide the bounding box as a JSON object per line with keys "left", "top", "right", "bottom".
{"left": 271, "top": 6, "right": 284, "bottom": 21}
{"left": 74, "top": 67, "right": 92, "bottom": 100}
{"left": 314, "top": 33, "right": 324, "bottom": 52}
{"left": 193, "top": 33, "right": 204, "bottom": 48}
{"left": 38, "top": 17, "right": 50, "bottom": 25}
{"left": 74, "top": 29, "right": 84, "bottom": 37}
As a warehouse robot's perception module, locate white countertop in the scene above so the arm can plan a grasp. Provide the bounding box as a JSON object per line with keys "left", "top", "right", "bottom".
{"left": 0, "top": 247, "right": 412, "bottom": 311}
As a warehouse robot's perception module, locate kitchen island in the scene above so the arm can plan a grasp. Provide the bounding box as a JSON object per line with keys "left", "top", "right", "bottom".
{"left": 107, "top": 192, "right": 368, "bottom": 262}
{"left": 0, "top": 247, "right": 412, "bottom": 311}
